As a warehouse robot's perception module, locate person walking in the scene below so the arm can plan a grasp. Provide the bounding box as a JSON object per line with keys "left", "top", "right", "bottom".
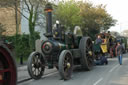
{"left": 116, "top": 41, "right": 124, "bottom": 65}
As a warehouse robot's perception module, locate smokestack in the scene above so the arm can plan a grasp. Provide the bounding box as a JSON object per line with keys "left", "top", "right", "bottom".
{"left": 44, "top": 3, "right": 53, "bottom": 37}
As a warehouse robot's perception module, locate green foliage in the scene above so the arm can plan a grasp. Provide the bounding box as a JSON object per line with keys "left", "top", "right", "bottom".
{"left": 80, "top": 3, "right": 116, "bottom": 29}
{"left": 54, "top": 1, "right": 117, "bottom": 40}
{"left": 23, "top": 0, "right": 46, "bottom": 50}
{"left": 79, "top": 2, "right": 116, "bottom": 39}
{"left": 54, "top": 0, "right": 82, "bottom": 31}
{"left": 5, "top": 33, "right": 40, "bottom": 58}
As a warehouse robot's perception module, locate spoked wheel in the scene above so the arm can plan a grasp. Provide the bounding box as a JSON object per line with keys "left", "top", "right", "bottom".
{"left": 0, "top": 44, "right": 17, "bottom": 85}
{"left": 79, "top": 37, "right": 94, "bottom": 70}
{"left": 27, "top": 52, "right": 45, "bottom": 80}
{"left": 58, "top": 50, "right": 73, "bottom": 80}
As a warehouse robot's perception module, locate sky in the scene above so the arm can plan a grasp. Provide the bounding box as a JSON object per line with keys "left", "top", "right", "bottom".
{"left": 85, "top": 0, "right": 128, "bottom": 33}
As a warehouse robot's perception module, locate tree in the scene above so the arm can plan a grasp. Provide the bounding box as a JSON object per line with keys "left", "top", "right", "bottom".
{"left": 2, "top": 0, "right": 47, "bottom": 50}
{"left": 79, "top": 2, "right": 117, "bottom": 38}
{"left": 54, "top": 1, "right": 116, "bottom": 40}
{"left": 15, "top": 0, "right": 19, "bottom": 36}
{"left": 0, "top": 0, "right": 46, "bottom": 57}
{"left": 21, "top": 0, "right": 47, "bottom": 50}
{"left": 54, "top": 0, "right": 82, "bottom": 31}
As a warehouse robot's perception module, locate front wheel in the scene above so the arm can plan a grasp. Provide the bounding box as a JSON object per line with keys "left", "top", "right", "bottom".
{"left": 27, "top": 52, "right": 45, "bottom": 80}
{"left": 58, "top": 50, "right": 73, "bottom": 80}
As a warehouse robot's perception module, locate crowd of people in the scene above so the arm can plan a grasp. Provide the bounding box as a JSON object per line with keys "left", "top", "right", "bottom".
{"left": 94, "top": 33, "right": 124, "bottom": 65}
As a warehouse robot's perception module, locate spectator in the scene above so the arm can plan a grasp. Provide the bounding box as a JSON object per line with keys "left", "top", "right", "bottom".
{"left": 96, "top": 35, "right": 102, "bottom": 44}
{"left": 116, "top": 42, "right": 124, "bottom": 65}
{"left": 95, "top": 56, "right": 108, "bottom": 65}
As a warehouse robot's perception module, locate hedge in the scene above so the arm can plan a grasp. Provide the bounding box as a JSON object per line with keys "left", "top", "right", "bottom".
{"left": 5, "top": 33, "right": 40, "bottom": 60}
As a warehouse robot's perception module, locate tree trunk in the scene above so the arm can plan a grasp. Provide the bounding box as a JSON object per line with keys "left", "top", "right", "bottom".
{"left": 15, "top": 0, "right": 19, "bottom": 36}
{"left": 28, "top": 4, "right": 39, "bottom": 51}
{"left": 15, "top": 0, "right": 19, "bottom": 57}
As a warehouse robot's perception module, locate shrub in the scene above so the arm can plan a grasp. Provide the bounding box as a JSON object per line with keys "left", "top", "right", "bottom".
{"left": 5, "top": 32, "right": 40, "bottom": 60}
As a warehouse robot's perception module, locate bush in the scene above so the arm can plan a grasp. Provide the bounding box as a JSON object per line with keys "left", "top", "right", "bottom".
{"left": 5, "top": 33, "right": 40, "bottom": 60}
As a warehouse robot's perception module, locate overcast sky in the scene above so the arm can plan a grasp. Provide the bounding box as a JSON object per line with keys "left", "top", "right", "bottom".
{"left": 85, "top": 0, "right": 128, "bottom": 33}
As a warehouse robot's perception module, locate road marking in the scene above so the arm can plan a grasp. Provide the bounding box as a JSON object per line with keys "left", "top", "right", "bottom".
{"left": 109, "top": 64, "right": 119, "bottom": 72}
{"left": 93, "top": 78, "right": 103, "bottom": 85}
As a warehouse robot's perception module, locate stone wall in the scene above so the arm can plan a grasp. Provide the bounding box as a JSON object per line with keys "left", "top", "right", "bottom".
{"left": 0, "top": 7, "right": 21, "bottom": 36}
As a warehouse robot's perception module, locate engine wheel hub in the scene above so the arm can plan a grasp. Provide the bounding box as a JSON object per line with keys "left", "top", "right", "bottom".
{"left": 88, "top": 51, "right": 93, "bottom": 56}
{"left": 67, "top": 63, "right": 71, "bottom": 68}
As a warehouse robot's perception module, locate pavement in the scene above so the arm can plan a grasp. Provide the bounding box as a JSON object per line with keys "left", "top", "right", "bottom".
{"left": 18, "top": 53, "right": 128, "bottom": 85}
{"left": 18, "top": 65, "right": 57, "bottom": 82}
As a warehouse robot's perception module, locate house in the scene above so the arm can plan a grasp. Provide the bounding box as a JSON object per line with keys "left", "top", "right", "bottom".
{"left": 0, "top": 1, "right": 21, "bottom": 36}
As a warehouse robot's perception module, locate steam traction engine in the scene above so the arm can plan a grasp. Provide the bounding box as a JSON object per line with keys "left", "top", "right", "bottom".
{"left": 0, "top": 42, "right": 17, "bottom": 85}
{"left": 27, "top": 3, "right": 94, "bottom": 80}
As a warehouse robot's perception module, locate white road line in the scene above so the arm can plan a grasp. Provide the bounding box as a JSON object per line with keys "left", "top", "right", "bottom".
{"left": 109, "top": 64, "right": 119, "bottom": 72}
{"left": 93, "top": 78, "right": 103, "bottom": 85}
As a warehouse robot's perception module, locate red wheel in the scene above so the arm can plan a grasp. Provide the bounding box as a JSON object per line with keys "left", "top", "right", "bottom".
{"left": 0, "top": 44, "right": 17, "bottom": 85}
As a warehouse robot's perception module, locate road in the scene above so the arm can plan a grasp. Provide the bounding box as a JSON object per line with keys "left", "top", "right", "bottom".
{"left": 18, "top": 54, "right": 128, "bottom": 85}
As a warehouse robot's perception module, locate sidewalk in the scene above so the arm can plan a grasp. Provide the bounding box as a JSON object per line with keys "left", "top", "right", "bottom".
{"left": 18, "top": 65, "right": 57, "bottom": 82}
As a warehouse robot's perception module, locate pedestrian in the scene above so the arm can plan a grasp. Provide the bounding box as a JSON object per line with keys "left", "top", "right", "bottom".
{"left": 95, "top": 35, "right": 102, "bottom": 44}
{"left": 94, "top": 55, "right": 108, "bottom": 65}
{"left": 116, "top": 42, "right": 124, "bottom": 65}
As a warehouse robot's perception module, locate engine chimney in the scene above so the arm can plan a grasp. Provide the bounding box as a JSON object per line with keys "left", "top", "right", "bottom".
{"left": 44, "top": 3, "right": 53, "bottom": 37}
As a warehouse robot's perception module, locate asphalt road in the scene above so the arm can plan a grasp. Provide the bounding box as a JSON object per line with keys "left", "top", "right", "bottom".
{"left": 18, "top": 53, "right": 128, "bottom": 85}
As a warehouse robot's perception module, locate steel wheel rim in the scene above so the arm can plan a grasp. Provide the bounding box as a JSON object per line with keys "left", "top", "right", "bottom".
{"left": 63, "top": 53, "right": 73, "bottom": 78}
{"left": 86, "top": 39, "right": 93, "bottom": 67}
{"left": 0, "top": 47, "right": 16, "bottom": 85}
{"left": 31, "top": 53, "right": 44, "bottom": 77}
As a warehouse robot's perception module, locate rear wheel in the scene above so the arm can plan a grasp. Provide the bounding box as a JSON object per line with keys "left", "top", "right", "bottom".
{"left": 0, "top": 44, "right": 17, "bottom": 85}
{"left": 27, "top": 52, "right": 45, "bottom": 80}
{"left": 79, "top": 37, "right": 94, "bottom": 70}
{"left": 58, "top": 50, "right": 73, "bottom": 80}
